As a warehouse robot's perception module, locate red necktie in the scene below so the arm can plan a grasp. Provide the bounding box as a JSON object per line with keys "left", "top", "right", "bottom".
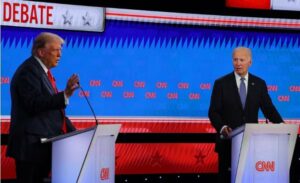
{"left": 47, "top": 70, "right": 67, "bottom": 134}
{"left": 47, "top": 70, "right": 58, "bottom": 93}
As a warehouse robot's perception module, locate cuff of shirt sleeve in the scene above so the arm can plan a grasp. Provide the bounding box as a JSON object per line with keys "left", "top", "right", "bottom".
{"left": 64, "top": 92, "right": 69, "bottom": 105}
{"left": 220, "top": 125, "right": 228, "bottom": 134}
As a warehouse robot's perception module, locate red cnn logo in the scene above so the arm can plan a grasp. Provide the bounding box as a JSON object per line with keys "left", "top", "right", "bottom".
{"left": 255, "top": 161, "right": 275, "bottom": 172}
{"left": 100, "top": 168, "right": 109, "bottom": 180}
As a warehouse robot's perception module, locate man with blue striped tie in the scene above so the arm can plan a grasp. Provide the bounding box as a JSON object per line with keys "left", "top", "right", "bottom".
{"left": 208, "top": 46, "right": 284, "bottom": 183}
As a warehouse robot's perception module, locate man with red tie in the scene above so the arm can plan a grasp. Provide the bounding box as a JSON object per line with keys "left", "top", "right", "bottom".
{"left": 7, "top": 32, "right": 80, "bottom": 183}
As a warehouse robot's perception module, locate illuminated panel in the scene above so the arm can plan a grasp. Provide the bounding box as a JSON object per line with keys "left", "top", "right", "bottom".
{"left": 1, "top": 8, "right": 300, "bottom": 118}
{"left": 106, "top": 8, "right": 300, "bottom": 29}
{"left": 2, "top": 118, "right": 300, "bottom": 134}
{"left": 116, "top": 143, "right": 218, "bottom": 174}
{"left": 1, "top": 0, "right": 105, "bottom": 32}
{"left": 226, "top": 0, "right": 271, "bottom": 10}
{"left": 0, "top": 143, "right": 217, "bottom": 179}
{"left": 2, "top": 24, "right": 300, "bottom": 118}
{"left": 271, "top": 0, "right": 300, "bottom": 11}
{"left": 1, "top": 7, "right": 300, "bottom": 180}
{"left": 226, "top": 0, "right": 300, "bottom": 11}
{"left": 0, "top": 118, "right": 216, "bottom": 134}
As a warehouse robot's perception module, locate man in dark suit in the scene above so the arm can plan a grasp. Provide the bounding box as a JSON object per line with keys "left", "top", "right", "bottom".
{"left": 7, "top": 32, "right": 80, "bottom": 183}
{"left": 208, "top": 47, "right": 284, "bottom": 183}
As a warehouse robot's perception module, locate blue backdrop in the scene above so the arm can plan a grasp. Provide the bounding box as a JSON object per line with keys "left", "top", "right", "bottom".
{"left": 1, "top": 20, "right": 300, "bottom": 119}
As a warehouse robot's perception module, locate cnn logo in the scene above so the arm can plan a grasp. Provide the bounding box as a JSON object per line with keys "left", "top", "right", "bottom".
{"left": 255, "top": 161, "right": 275, "bottom": 172}
{"left": 100, "top": 168, "right": 109, "bottom": 180}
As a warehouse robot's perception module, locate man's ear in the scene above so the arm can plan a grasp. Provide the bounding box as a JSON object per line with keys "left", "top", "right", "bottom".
{"left": 249, "top": 58, "right": 252, "bottom": 66}
{"left": 36, "top": 48, "right": 44, "bottom": 58}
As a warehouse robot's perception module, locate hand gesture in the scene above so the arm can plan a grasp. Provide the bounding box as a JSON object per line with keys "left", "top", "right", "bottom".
{"left": 64, "top": 74, "right": 79, "bottom": 98}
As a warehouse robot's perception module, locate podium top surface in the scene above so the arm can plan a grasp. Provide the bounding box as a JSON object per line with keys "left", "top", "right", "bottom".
{"left": 42, "top": 126, "right": 96, "bottom": 143}
{"left": 229, "top": 123, "right": 299, "bottom": 138}
{"left": 42, "top": 124, "right": 122, "bottom": 143}
{"left": 229, "top": 125, "right": 245, "bottom": 138}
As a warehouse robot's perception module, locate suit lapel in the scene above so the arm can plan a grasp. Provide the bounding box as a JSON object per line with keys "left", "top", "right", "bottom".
{"left": 230, "top": 73, "right": 244, "bottom": 111}
{"left": 42, "top": 74, "right": 56, "bottom": 95}
{"left": 30, "top": 57, "right": 56, "bottom": 95}
{"left": 245, "top": 74, "right": 255, "bottom": 110}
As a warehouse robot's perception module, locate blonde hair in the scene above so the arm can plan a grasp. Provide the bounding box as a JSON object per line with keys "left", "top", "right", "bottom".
{"left": 32, "top": 32, "right": 64, "bottom": 56}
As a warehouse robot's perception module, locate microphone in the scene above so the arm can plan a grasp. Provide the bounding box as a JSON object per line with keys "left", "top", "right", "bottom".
{"left": 77, "top": 82, "right": 99, "bottom": 126}
{"left": 265, "top": 116, "right": 269, "bottom": 124}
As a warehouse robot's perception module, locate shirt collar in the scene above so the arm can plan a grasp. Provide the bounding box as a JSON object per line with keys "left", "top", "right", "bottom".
{"left": 34, "top": 56, "right": 48, "bottom": 74}
{"left": 234, "top": 72, "right": 249, "bottom": 81}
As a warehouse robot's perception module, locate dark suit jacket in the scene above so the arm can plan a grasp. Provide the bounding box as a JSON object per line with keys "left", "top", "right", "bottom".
{"left": 7, "top": 56, "right": 76, "bottom": 162}
{"left": 208, "top": 72, "right": 283, "bottom": 152}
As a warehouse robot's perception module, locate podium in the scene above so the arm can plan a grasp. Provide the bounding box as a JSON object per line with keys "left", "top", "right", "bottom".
{"left": 43, "top": 124, "right": 121, "bottom": 183}
{"left": 230, "top": 124, "right": 299, "bottom": 183}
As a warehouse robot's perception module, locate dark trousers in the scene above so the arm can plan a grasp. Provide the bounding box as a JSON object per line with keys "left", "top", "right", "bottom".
{"left": 217, "top": 139, "right": 231, "bottom": 183}
{"left": 14, "top": 134, "right": 52, "bottom": 183}
{"left": 16, "top": 160, "right": 51, "bottom": 183}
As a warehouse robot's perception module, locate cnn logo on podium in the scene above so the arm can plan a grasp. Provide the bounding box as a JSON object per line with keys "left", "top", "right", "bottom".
{"left": 100, "top": 168, "right": 110, "bottom": 180}
{"left": 255, "top": 161, "right": 275, "bottom": 172}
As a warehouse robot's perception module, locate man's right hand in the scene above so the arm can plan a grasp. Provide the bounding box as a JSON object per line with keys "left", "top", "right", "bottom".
{"left": 64, "top": 74, "right": 79, "bottom": 98}
{"left": 220, "top": 126, "right": 232, "bottom": 138}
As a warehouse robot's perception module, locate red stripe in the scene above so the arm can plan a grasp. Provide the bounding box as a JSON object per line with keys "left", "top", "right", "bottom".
{"left": 2, "top": 118, "right": 300, "bottom": 134}
{"left": 106, "top": 12, "right": 300, "bottom": 28}
{"left": 1, "top": 120, "right": 215, "bottom": 134}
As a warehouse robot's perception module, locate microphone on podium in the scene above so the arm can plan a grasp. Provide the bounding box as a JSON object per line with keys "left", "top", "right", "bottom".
{"left": 77, "top": 81, "right": 99, "bottom": 126}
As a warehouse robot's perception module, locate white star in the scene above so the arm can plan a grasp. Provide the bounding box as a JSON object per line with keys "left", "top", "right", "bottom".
{"left": 62, "top": 10, "right": 73, "bottom": 25}
{"left": 82, "top": 12, "right": 92, "bottom": 26}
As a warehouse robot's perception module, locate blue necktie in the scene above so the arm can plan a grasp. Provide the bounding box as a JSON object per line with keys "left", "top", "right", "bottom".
{"left": 239, "top": 77, "right": 246, "bottom": 109}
